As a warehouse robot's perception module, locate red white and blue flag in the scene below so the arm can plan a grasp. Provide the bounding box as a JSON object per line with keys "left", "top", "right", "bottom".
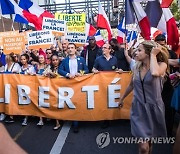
{"left": 0, "top": 0, "right": 54, "bottom": 30}
{"left": 145, "top": 0, "right": 179, "bottom": 50}
{"left": 94, "top": 30, "right": 105, "bottom": 47}
{"left": 97, "top": 1, "right": 112, "bottom": 41}
{"left": 125, "top": 0, "right": 151, "bottom": 40}
{"left": 117, "top": 17, "right": 127, "bottom": 44}
{"left": 86, "top": 23, "right": 97, "bottom": 37}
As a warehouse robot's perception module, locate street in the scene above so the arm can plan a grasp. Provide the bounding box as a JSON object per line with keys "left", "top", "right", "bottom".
{"left": 3, "top": 116, "right": 174, "bottom": 154}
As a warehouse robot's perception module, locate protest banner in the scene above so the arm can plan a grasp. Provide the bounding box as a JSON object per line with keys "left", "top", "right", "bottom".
{"left": 55, "top": 13, "right": 86, "bottom": 33}
{"left": 0, "top": 72, "right": 133, "bottom": 121}
{"left": 3, "top": 35, "right": 25, "bottom": 54}
{"left": 0, "top": 31, "right": 19, "bottom": 48}
{"left": 42, "top": 17, "right": 66, "bottom": 36}
{"left": 27, "top": 30, "right": 54, "bottom": 49}
{"left": 65, "top": 31, "right": 86, "bottom": 47}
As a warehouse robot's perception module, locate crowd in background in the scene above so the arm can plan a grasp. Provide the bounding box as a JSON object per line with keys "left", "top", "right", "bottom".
{"left": 0, "top": 34, "right": 179, "bottom": 153}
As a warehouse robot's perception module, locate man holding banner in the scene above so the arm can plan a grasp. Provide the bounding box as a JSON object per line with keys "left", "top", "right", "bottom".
{"left": 92, "top": 43, "right": 123, "bottom": 128}
{"left": 58, "top": 43, "right": 89, "bottom": 133}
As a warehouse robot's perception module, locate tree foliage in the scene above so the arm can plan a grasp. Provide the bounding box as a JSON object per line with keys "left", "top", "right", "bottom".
{"left": 170, "top": 2, "right": 180, "bottom": 21}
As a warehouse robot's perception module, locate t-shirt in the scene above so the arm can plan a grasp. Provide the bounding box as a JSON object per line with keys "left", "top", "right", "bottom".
{"left": 4, "top": 63, "right": 21, "bottom": 73}
{"left": 93, "top": 55, "right": 118, "bottom": 71}
{"left": 20, "top": 65, "right": 36, "bottom": 75}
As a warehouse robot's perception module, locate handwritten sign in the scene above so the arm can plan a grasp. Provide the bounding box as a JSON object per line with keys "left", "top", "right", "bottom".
{"left": 42, "top": 17, "right": 66, "bottom": 36}
{"left": 55, "top": 13, "right": 86, "bottom": 33}
{"left": 65, "top": 32, "right": 86, "bottom": 46}
{"left": 3, "top": 36, "right": 25, "bottom": 54}
{"left": 27, "top": 30, "right": 54, "bottom": 49}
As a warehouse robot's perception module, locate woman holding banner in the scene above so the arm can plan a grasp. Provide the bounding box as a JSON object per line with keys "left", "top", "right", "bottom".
{"left": 20, "top": 53, "right": 36, "bottom": 126}
{"left": 118, "top": 40, "right": 168, "bottom": 154}
{"left": 43, "top": 54, "right": 61, "bottom": 130}
{"left": 2, "top": 53, "right": 21, "bottom": 123}
{"left": 35, "top": 54, "right": 48, "bottom": 126}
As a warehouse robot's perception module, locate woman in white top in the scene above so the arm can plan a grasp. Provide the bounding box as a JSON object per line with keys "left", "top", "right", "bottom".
{"left": 20, "top": 54, "right": 36, "bottom": 126}
{"left": 20, "top": 54, "right": 36, "bottom": 75}
{"left": 4, "top": 53, "right": 21, "bottom": 73}
{"left": 1, "top": 53, "right": 21, "bottom": 123}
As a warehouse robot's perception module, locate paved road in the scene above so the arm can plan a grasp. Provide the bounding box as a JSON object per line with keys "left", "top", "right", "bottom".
{"left": 3, "top": 116, "right": 174, "bottom": 154}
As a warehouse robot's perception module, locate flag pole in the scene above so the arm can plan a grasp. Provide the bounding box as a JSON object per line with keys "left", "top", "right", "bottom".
{"left": 11, "top": 20, "right": 15, "bottom": 31}
{"left": 124, "top": 0, "right": 127, "bottom": 50}
{"left": 1, "top": 16, "right": 5, "bottom": 32}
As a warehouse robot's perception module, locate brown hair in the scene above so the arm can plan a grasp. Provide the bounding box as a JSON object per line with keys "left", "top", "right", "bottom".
{"left": 137, "top": 40, "right": 169, "bottom": 72}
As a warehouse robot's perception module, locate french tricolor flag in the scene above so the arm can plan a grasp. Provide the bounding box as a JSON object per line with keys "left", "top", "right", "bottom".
{"left": 86, "top": 23, "right": 97, "bottom": 37}
{"left": 18, "top": 0, "right": 54, "bottom": 30}
{"left": 125, "top": 0, "right": 151, "bottom": 40}
{"left": 117, "top": 17, "right": 126, "bottom": 44}
{"left": 126, "top": 30, "right": 138, "bottom": 49}
{"left": 0, "top": 0, "right": 54, "bottom": 30}
{"left": 94, "top": 30, "right": 105, "bottom": 47}
{"left": 97, "top": 1, "right": 112, "bottom": 41}
{"left": 145, "top": 0, "right": 179, "bottom": 50}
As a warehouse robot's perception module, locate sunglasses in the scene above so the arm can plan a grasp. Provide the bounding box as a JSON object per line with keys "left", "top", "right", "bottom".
{"left": 46, "top": 52, "right": 52, "bottom": 54}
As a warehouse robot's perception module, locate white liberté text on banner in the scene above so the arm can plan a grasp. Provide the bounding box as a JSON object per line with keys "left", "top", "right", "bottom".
{"left": 27, "top": 30, "right": 54, "bottom": 49}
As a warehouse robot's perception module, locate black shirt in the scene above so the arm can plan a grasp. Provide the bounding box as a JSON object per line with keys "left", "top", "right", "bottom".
{"left": 112, "top": 48, "right": 130, "bottom": 71}
{"left": 81, "top": 45, "right": 102, "bottom": 72}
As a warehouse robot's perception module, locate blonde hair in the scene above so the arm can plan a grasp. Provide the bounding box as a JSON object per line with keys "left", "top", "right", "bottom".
{"left": 136, "top": 40, "right": 169, "bottom": 72}
{"left": 5, "top": 54, "right": 13, "bottom": 64}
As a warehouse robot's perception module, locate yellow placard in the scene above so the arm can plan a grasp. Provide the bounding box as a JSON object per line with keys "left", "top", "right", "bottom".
{"left": 55, "top": 13, "right": 86, "bottom": 33}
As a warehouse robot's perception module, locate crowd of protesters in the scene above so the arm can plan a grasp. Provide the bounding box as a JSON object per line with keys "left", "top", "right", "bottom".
{"left": 0, "top": 34, "right": 180, "bottom": 153}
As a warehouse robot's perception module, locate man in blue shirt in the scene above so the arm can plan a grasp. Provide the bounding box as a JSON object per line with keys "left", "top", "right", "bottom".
{"left": 92, "top": 43, "right": 122, "bottom": 73}
{"left": 92, "top": 43, "right": 122, "bottom": 128}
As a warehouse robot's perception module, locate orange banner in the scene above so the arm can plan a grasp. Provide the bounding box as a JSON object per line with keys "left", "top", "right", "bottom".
{"left": 0, "top": 72, "right": 133, "bottom": 121}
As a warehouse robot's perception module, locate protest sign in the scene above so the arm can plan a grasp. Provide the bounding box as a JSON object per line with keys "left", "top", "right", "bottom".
{"left": 3, "top": 36, "right": 25, "bottom": 54}
{"left": 55, "top": 13, "right": 86, "bottom": 33}
{"left": 0, "top": 31, "right": 19, "bottom": 48}
{"left": 42, "top": 17, "right": 66, "bottom": 36}
{"left": 27, "top": 30, "right": 54, "bottom": 49}
{"left": 65, "top": 31, "right": 86, "bottom": 47}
